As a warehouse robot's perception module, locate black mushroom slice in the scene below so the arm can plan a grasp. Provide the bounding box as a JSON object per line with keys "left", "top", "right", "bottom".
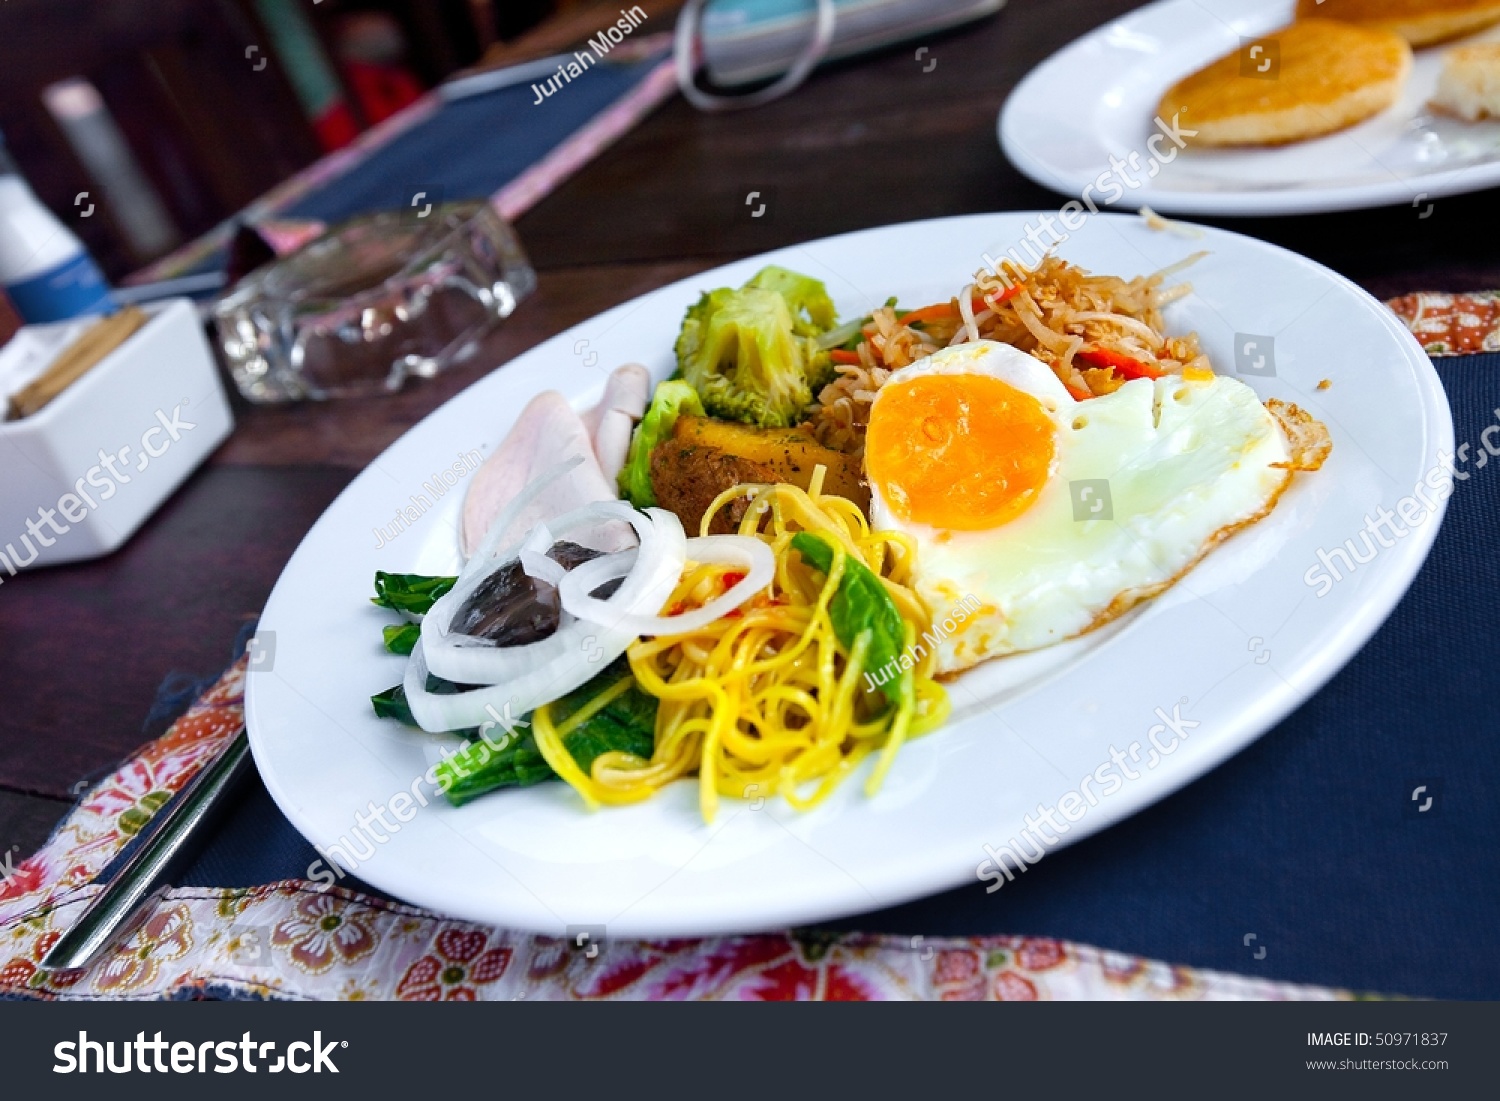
{"left": 449, "top": 541, "right": 624, "bottom": 646}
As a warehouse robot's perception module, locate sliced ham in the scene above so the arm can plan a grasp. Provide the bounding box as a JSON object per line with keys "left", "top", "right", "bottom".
{"left": 459, "top": 364, "right": 656, "bottom": 560}
{"left": 583, "top": 363, "right": 651, "bottom": 484}
{"left": 581, "top": 363, "right": 651, "bottom": 434}
{"left": 460, "top": 391, "right": 622, "bottom": 558}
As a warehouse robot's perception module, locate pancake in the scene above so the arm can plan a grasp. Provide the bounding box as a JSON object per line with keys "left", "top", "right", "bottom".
{"left": 1157, "top": 20, "right": 1412, "bottom": 147}
{"left": 1295, "top": 0, "right": 1500, "bottom": 48}
{"left": 1431, "top": 42, "right": 1500, "bottom": 119}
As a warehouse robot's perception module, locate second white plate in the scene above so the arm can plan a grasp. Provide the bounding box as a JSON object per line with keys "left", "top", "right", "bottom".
{"left": 1000, "top": 0, "right": 1500, "bottom": 216}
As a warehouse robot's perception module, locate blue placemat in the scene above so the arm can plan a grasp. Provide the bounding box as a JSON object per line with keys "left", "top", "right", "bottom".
{"left": 153, "top": 53, "right": 668, "bottom": 280}
{"left": 282, "top": 57, "right": 664, "bottom": 228}
{"left": 166, "top": 355, "right": 1499, "bottom": 999}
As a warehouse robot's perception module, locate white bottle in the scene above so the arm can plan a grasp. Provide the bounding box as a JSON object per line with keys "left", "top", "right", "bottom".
{"left": 0, "top": 134, "right": 111, "bottom": 324}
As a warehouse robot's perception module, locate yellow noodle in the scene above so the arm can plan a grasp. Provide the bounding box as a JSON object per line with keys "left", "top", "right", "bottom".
{"left": 533, "top": 702, "right": 600, "bottom": 810}
{"left": 534, "top": 481, "right": 950, "bottom": 821}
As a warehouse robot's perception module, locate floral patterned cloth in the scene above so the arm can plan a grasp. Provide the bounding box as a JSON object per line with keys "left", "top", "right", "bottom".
{"left": 1388, "top": 292, "right": 1500, "bottom": 356}
{"left": 0, "top": 658, "right": 1348, "bottom": 1001}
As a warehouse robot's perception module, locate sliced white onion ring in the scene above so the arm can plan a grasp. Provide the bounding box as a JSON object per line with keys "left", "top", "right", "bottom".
{"left": 400, "top": 502, "right": 688, "bottom": 731}
{"left": 421, "top": 501, "right": 681, "bottom": 686}
{"left": 518, "top": 522, "right": 566, "bottom": 587}
{"left": 559, "top": 534, "right": 773, "bottom": 638}
{"left": 402, "top": 633, "right": 622, "bottom": 736}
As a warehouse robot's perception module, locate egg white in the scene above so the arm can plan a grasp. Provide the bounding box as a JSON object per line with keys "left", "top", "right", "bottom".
{"left": 867, "top": 341, "right": 1292, "bottom": 675}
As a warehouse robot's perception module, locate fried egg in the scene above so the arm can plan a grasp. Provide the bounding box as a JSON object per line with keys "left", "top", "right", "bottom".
{"left": 864, "top": 340, "right": 1293, "bottom": 675}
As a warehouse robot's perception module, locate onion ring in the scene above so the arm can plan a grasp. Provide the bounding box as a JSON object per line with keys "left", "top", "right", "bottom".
{"left": 420, "top": 502, "right": 681, "bottom": 686}
{"left": 399, "top": 502, "right": 688, "bottom": 731}
{"left": 518, "top": 522, "right": 566, "bottom": 587}
{"left": 559, "top": 534, "right": 773, "bottom": 638}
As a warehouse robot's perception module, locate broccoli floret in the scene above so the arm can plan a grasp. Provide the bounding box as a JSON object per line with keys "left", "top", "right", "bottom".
{"left": 745, "top": 265, "right": 836, "bottom": 335}
{"left": 674, "top": 267, "right": 837, "bottom": 428}
{"left": 618, "top": 380, "right": 704, "bottom": 507}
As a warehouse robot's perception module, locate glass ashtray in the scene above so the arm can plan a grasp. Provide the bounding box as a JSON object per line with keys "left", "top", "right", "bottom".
{"left": 213, "top": 200, "right": 536, "bottom": 402}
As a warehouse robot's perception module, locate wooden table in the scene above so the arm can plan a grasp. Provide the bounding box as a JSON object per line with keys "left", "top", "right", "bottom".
{"left": 3, "top": 0, "right": 1495, "bottom": 875}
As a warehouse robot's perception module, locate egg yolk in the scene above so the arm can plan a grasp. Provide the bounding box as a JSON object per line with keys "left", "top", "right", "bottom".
{"left": 867, "top": 373, "right": 1056, "bottom": 531}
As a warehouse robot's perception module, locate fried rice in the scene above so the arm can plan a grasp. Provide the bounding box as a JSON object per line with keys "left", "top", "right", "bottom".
{"left": 811, "top": 254, "right": 1212, "bottom": 456}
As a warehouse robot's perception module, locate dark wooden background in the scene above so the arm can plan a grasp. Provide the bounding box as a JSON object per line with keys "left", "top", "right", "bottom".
{"left": 3, "top": 0, "right": 1496, "bottom": 872}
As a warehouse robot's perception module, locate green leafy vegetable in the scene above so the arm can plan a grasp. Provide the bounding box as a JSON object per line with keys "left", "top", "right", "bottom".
{"left": 371, "top": 684, "right": 418, "bottom": 726}
{"left": 431, "top": 659, "right": 658, "bottom": 807}
{"left": 618, "top": 379, "right": 704, "bottom": 507}
{"left": 674, "top": 265, "right": 837, "bottom": 428}
{"left": 547, "top": 670, "right": 657, "bottom": 774}
{"left": 382, "top": 623, "right": 420, "bottom": 655}
{"left": 791, "top": 532, "right": 907, "bottom": 708}
{"left": 440, "top": 734, "right": 557, "bottom": 800}
{"left": 371, "top": 572, "right": 456, "bottom": 615}
{"left": 371, "top": 677, "right": 478, "bottom": 732}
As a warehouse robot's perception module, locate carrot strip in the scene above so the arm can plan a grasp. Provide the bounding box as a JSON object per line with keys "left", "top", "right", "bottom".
{"left": 985, "top": 285, "right": 1023, "bottom": 308}
{"left": 1076, "top": 347, "right": 1164, "bottom": 380}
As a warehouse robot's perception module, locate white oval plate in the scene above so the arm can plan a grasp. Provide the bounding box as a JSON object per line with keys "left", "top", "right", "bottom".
{"left": 1000, "top": 0, "right": 1500, "bottom": 216}
{"left": 246, "top": 213, "right": 1451, "bottom": 936}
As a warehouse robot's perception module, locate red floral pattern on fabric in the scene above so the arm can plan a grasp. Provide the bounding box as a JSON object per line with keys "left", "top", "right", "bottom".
{"left": 271, "top": 893, "right": 379, "bottom": 974}
{"left": 741, "top": 958, "right": 824, "bottom": 1001}
{"left": 0, "top": 859, "right": 46, "bottom": 904}
{"left": 939, "top": 978, "right": 989, "bottom": 1001}
{"left": 25, "top": 930, "right": 83, "bottom": 989}
{"left": 525, "top": 936, "right": 571, "bottom": 982}
{"left": 934, "top": 948, "right": 981, "bottom": 985}
{"left": 75, "top": 757, "right": 181, "bottom": 844}
{"left": 93, "top": 904, "right": 193, "bottom": 993}
{"left": 994, "top": 970, "right": 1040, "bottom": 1001}
{"left": 572, "top": 953, "right": 660, "bottom": 999}
{"left": 641, "top": 937, "right": 789, "bottom": 1000}
{"left": 1016, "top": 938, "right": 1066, "bottom": 972}
{"left": 397, "top": 929, "right": 512, "bottom": 1000}
{"left": 1388, "top": 292, "right": 1500, "bottom": 356}
{"left": 0, "top": 957, "right": 37, "bottom": 988}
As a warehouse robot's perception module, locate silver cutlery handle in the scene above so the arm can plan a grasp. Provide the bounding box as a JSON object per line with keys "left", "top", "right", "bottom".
{"left": 40, "top": 726, "right": 252, "bottom": 972}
